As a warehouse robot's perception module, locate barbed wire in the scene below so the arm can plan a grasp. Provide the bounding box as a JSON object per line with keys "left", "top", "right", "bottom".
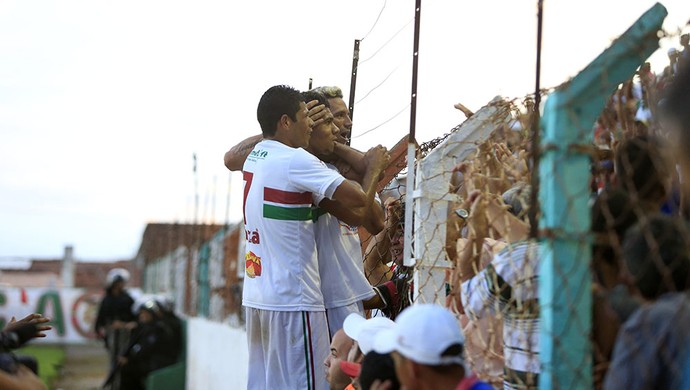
{"left": 360, "top": 18, "right": 415, "bottom": 65}
{"left": 360, "top": 0, "right": 387, "bottom": 42}
{"left": 355, "top": 64, "right": 400, "bottom": 105}
{"left": 352, "top": 104, "right": 409, "bottom": 139}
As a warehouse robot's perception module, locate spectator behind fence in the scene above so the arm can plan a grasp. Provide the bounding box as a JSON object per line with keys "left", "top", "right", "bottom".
{"left": 589, "top": 188, "right": 643, "bottom": 388}
{"left": 371, "top": 304, "right": 492, "bottom": 390}
{"left": 459, "top": 183, "right": 539, "bottom": 390}
{"left": 362, "top": 197, "right": 411, "bottom": 320}
{"left": 604, "top": 214, "right": 690, "bottom": 389}
{"left": 614, "top": 135, "right": 673, "bottom": 214}
{"left": 660, "top": 54, "right": 690, "bottom": 217}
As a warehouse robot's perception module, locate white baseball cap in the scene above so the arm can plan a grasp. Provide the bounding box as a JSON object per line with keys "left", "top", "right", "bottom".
{"left": 343, "top": 313, "right": 395, "bottom": 355}
{"left": 373, "top": 304, "right": 465, "bottom": 366}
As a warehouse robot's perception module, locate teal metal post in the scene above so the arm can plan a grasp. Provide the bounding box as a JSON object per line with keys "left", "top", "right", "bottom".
{"left": 538, "top": 3, "right": 666, "bottom": 389}
{"left": 197, "top": 243, "right": 210, "bottom": 317}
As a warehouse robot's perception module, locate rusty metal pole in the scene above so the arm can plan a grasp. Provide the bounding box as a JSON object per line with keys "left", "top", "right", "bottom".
{"left": 347, "top": 39, "right": 360, "bottom": 145}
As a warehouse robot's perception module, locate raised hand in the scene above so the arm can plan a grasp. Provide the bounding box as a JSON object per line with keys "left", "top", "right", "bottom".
{"left": 5, "top": 313, "right": 52, "bottom": 339}
{"left": 364, "top": 145, "right": 390, "bottom": 173}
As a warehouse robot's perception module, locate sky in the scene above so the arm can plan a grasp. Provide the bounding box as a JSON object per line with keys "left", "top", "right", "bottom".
{"left": 0, "top": 0, "right": 688, "bottom": 260}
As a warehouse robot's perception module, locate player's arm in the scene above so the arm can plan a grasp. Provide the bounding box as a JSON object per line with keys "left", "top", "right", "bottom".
{"left": 318, "top": 146, "right": 388, "bottom": 233}
{"left": 331, "top": 142, "right": 367, "bottom": 181}
{"left": 224, "top": 134, "right": 263, "bottom": 171}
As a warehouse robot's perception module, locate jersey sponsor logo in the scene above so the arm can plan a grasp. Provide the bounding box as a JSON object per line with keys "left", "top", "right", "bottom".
{"left": 248, "top": 149, "right": 269, "bottom": 161}
{"left": 245, "top": 251, "right": 262, "bottom": 278}
{"left": 245, "top": 228, "right": 261, "bottom": 244}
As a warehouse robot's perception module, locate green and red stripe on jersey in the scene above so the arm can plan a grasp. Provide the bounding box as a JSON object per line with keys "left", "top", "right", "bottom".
{"left": 263, "top": 187, "right": 314, "bottom": 221}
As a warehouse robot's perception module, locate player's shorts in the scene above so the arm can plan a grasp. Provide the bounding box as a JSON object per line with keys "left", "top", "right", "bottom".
{"left": 245, "top": 307, "right": 329, "bottom": 390}
{"left": 325, "top": 301, "right": 364, "bottom": 339}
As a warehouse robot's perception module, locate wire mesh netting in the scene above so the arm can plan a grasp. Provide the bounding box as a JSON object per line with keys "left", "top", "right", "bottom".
{"left": 360, "top": 8, "right": 690, "bottom": 389}
{"left": 134, "top": 4, "right": 690, "bottom": 390}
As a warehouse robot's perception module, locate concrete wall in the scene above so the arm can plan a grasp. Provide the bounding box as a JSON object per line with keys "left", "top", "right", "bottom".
{"left": 186, "top": 317, "right": 248, "bottom": 389}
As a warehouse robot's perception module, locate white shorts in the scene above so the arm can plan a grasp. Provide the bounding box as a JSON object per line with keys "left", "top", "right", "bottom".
{"left": 325, "top": 301, "right": 364, "bottom": 339}
{"left": 245, "top": 307, "right": 330, "bottom": 390}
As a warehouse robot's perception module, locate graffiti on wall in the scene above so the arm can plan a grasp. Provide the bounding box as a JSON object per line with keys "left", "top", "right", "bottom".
{"left": 0, "top": 288, "right": 103, "bottom": 343}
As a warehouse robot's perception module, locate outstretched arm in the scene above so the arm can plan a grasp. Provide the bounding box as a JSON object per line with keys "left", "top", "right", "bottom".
{"left": 319, "top": 146, "right": 388, "bottom": 234}
{"left": 224, "top": 134, "right": 263, "bottom": 171}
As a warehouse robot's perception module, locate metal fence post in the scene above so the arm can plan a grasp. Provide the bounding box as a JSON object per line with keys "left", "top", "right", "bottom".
{"left": 538, "top": 4, "right": 666, "bottom": 388}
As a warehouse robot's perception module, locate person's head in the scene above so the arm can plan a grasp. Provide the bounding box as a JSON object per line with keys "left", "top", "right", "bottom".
{"left": 681, "top": 33, "right": 689, "bottom": 47}
{"left": 106, "top": 268, "right": 130, "bottom": 294}
{"left": 313, "top": 86, "right": 352, "bottom": 144}
{"left": 591, "top": 188, "right": 639, "bottom": 288}
{"left": 137, "top": 300, "right": 160, "bottom": 324}
{"left": 359, "top": 352, "right": 401, "bottom": 390}
{"left": 257, "top": 85, "right": 313, "bottom": 147}
{"left": 324, "top": 329, "right": 354, "bottom": 390}
{"left": 390, "top": 201, "right": 405, "bottom": 266}
{"left": 661, "top": 55, "right": 690, "bottom": 196}
{"left": 373, "top": 304, "right": 465, "bottom": 390}
{"left": 623, "top": 214, "right": 690, "bottom": 300}
{"left": 303, "top": 90, "right": 340, "bottom": 158}
{"left": 502, "top": 182, "right": 531, "bottom": 221}
{"left": 614, "top": 135, "right": 671, "bottom": 208}
{"left": 343, "top": 313, "right": 396, "bottom": 356}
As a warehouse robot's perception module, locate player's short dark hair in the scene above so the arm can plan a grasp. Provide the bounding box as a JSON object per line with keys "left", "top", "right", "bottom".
{"left": 257, "top": 85, "right": 303, "bottom": 137}
{"left": 302, "top": 90, "right": 330, "bottom": 109}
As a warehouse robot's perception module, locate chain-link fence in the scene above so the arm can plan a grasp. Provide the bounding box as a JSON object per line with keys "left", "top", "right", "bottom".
{"left": 134, "top": 3, "right": 690, "bottom": 389}
{"left": 357, "top": 3, "right": 690, "bottom": 389}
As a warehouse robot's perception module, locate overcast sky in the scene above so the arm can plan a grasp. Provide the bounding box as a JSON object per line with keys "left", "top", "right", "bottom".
{"left": 1, "top": 0, "right": 688, "bottom": 260}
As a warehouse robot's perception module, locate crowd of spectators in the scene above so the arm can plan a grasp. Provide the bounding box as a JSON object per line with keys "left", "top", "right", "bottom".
{"left": 326, "top": 33, "right": 690, "bottom": 390}
{"left": 223, "top": 31, "right": 690, "bottom": 389}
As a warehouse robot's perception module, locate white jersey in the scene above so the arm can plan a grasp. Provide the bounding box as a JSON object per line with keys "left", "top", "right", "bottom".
{"left": 242, "top": 140, "right": 344, "bottom": 312}
{"left": 315, "top": 164, "right": 375, "bottom": 309}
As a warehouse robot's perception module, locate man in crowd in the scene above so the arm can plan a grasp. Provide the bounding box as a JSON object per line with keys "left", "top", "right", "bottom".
{"left": 604, "top": 215, "right": 690, "bottom": 389}
{"left": 372, "top": 304, "right": 492, "bottom": 390}
{"left": 459, "top": 185, "right": 539, "bottom": 390}
{"left": 362, "top": 197, "right": 412, "bottom": 319}
{"left": 324, "top": 329, "right": 355, "bottom": 390}
{"left": 242, "top": 85, "right": 387, "bottom": 389}
{"left": 661, "top": 54, "right": 690, "bottom": 215}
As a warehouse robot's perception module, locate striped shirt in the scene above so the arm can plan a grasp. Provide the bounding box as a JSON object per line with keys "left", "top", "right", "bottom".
{"left": 461, "top": 241, "right": 540, "bottom": 390}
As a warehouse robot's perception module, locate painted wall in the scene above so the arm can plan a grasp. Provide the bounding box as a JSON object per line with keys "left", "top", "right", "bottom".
{"left": 186, "top": 317, "right": 248, "bottom": 389}
{"left": 0, "top": 287, "right": 102, "bottom": 343}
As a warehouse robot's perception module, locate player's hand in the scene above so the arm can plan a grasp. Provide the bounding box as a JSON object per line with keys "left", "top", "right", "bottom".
{"left": 364, "top": 145, "right": 390, "bottom": 173}
{"left": 306, "top": 100, "right": 328, "bottom": 128}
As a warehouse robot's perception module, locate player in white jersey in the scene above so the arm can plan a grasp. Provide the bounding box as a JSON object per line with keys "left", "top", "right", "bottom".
{"left": 299, "top": 90, "right": 385, "bottom": 337}
{"left": 242, "top": 85, "right": 388, "bottom": 390}
{"left": 226, "top": 88, "right": 392, "bottom": 334}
